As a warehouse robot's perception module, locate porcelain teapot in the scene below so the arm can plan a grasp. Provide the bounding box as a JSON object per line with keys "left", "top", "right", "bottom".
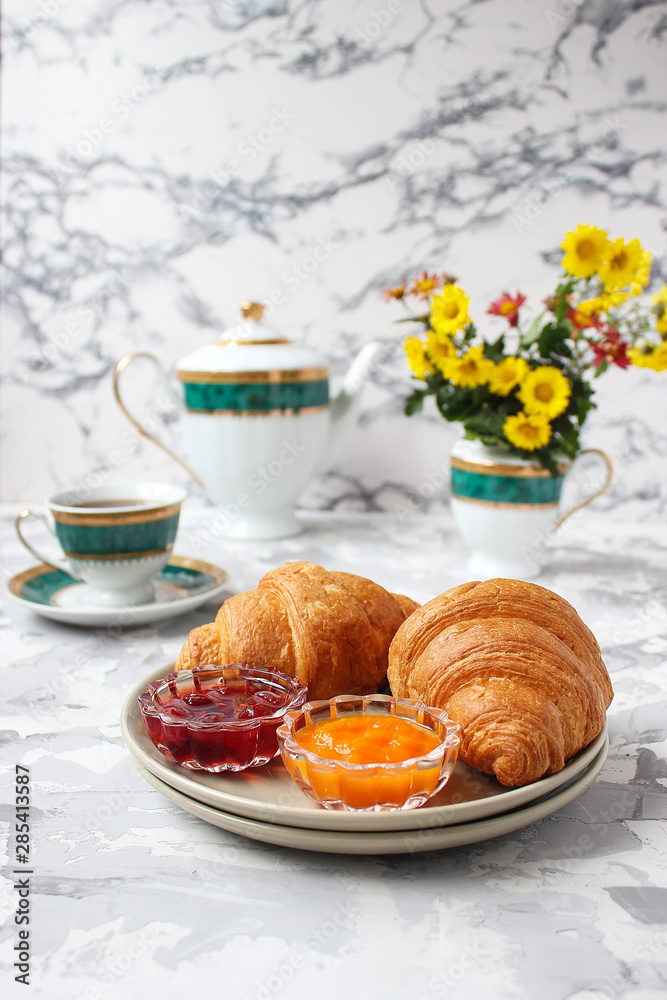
{"left": 113, "top": 303, "right": 384, "bottom": 539}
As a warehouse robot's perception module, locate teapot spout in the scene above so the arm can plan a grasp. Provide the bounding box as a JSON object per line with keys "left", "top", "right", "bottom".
{"left": 327, "top": 340, "right": 386, "bottom": 462}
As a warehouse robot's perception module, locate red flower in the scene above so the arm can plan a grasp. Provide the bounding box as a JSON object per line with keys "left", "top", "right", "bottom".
{"left": 566, "top": 304, "right": 604, "bottom": 335}
{"left": 487, "top": 291, "right": 526, "bottom": 327}
{"left": 384, "top": 284, "right": 406, "bottom": 301}
{"left": 587, "top": 330, "right": 631, "bottom": 369}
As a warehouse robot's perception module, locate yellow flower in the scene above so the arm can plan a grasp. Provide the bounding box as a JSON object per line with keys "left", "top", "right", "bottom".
{"left": 487, "top": 357, "right": 529, "bottom": 396}
{"left": 518, "top": 366, "right": 571, "bottom": 419}
{"left": 652, "top": 285, "right": 667, "bottom": 336}
{"left": 426, "top": 332, "right": 456, "bottom": 373}
{"left": 629, "top": 249, "right": 652, "bottom": 296}
{"left": 430, "top": 284, "right": 471, "bottom": 336}
{"left": 441, "top": 346, "right": 494, "bottom": 388}
{"left": 628, "top": 343, "right": 667, "bottom": 371}
{"left": 561, "top": 224, "right": 609, "bottom": 278}
{"left": 503, "top": 412, "right": 552, "bottom": 451}
{"left": 404, "top": 336, "right": 434, "bottom": 379}
{"left": 577, "top": 291, "right": 628, "bottom": 316}
{"left": 598, "top": 237, "right": 645, "bottom": 292}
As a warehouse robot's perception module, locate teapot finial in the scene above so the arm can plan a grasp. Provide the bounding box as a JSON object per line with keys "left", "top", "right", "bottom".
{"left": 240, "top": 301, "right": 265, "bottom": 321}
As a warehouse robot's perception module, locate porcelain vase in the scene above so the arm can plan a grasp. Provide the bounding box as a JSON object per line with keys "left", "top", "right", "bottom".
{"left": 449, "top": 438, "right": 612, "bottom": 579}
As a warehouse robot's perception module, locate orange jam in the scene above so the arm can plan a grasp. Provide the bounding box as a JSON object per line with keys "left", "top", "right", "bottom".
{"left": 295, "top": 713, "right": 441, "bottom": 764}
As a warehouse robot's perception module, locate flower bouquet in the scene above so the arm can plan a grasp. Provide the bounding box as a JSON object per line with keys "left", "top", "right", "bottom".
{"left": 386, "top": 225, "right": 666, "bottom": 476}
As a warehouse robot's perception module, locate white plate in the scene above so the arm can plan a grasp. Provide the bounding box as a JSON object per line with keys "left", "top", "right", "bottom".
{"left": 7, "top": 557, "right": 229, "bottom": 627}
{"left": 134, "top": 743, "right": 609, "bottom": 855}
{"left": 122, "top": 664, "right": 609, "bottom": 833}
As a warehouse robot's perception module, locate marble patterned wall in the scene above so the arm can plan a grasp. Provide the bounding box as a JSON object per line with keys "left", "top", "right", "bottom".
{"left": 3, "top": 0, "right": 666, "bottom": 517}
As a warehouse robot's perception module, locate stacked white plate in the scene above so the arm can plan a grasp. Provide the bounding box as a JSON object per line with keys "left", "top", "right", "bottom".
{"left": 121, "top": 667, "right": 608, "bottom": 856}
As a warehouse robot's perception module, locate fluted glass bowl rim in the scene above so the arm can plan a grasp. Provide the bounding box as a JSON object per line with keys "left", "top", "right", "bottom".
{"left": 277, "top": 692, "right": 461, "bottom": 773}
{"left": 138, "top": 664, "right": 308, "bottom": 735}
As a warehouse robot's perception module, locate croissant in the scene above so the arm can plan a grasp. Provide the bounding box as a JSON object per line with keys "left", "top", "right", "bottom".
{"left": 387, "top": 578, "right": 613, "bottom": 787}
{"left": 176, "top": 561, "right": 419, "bottom": 699}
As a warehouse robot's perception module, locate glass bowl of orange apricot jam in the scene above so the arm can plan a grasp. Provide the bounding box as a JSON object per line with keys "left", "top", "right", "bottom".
{"left": 277, "top": 693, "right": 461, "bottom": 811}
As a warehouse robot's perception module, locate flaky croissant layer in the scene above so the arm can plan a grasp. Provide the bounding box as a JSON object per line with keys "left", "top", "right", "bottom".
{"left": 387, "top": 578, "right": 613, "bottom": 787}
{"left": 176, "top": 561, "right": 419, "bottom": 700}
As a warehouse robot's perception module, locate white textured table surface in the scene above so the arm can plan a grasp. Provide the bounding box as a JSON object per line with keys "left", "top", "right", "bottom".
{"left": 1, "top": 506, "right": 666, "bottom": 1000}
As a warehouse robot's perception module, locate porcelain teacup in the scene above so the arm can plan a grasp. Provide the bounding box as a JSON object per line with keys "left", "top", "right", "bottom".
{"left": 15, "top": 483, "right": 187, "bottom": 607}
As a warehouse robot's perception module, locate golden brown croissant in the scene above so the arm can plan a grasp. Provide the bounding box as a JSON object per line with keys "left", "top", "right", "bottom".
{"left": 387, "top": 578, "right": 612, "bottom": 787}
{"left": 176, "top": 561, "right": 419, "bottom": 699}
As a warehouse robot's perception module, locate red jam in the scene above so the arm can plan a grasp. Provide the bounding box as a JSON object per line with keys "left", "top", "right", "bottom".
{"left": 138, "top": 666, "right": 307, "bottom": 772}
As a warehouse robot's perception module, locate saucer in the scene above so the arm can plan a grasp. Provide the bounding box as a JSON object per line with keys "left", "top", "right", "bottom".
{"left": 7, "top": 556, "right": 229, "bottom": 627}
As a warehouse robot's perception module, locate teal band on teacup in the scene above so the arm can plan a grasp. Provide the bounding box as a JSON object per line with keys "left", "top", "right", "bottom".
{"left": 451, "top": 468, "right": 564, "bottom": 504}
{"left": 54, "top": 514, "right": 180, "bottom": 557}
{"left": 182, "top": 380, "right": 329, "bottom": 413}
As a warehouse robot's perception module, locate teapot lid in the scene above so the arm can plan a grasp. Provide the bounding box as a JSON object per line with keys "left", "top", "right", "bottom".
{"left": 219, "top": 302, "right": 291, "bottom": 345}
{"left": 176, "top": 303, "right": 329, "bottom": 377}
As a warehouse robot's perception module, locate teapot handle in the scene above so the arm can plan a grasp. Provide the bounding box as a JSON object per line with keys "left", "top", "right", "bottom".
{"left": 554, "top": 448, "right": 613, "bottom": 530}
{"left": 113, "top": 352, "right": 204, "bottom": 489}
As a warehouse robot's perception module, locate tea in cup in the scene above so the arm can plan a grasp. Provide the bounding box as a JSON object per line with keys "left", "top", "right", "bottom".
{"left": 15, "top": 483, "right": 187, "bottom": 607}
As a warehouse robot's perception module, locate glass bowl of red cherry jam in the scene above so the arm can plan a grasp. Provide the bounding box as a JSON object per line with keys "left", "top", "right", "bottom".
{"left": 138, "top": 665, "right": 308, "bottom": 772}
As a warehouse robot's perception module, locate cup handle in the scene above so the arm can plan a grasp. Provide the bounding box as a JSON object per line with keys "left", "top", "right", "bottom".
{"left": 113, "top": 352, "right": 204, "bottom": 489}
{"left": 15, "top": 508, "right": 71, "bottom": 573}
{"left": 554, "top": 449, "right": 613, "bottom": 530}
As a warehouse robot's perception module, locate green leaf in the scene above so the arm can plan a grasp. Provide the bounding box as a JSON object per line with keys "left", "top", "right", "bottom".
{"left": 520, "top": 312, "right": 545, "bottom": 348}
{"left": 534, "top": 449, "right": 560, "bottom": 476}
{"left": 555, "top": 296, "right": 568, "bottom": 324}
{"left": 424, "top": 370, "right": 445, "bottom": 391}
{"left": 565, "top": 375, "right": 596, "bottom": 426}
{"left": 537, "top": 323, "right": 572, "bottom": 358}
{"left": 552, "top": 418, "right": 580, "bottom": 459}
{"left": 439, "top": 386, "right": 474, "bottom": 421}
{"left": 462, "top": 408, "right": 507, "bottom": 440}
{"left": 463, "top": 428, "right": 503, "bottom": 447}
{"left": 483, "top": 334, "right": 506, "bottom": 363}
{"left": 404, "top": 389, "right": 427, "bottom": 416}
{"left": 477, "top": 434, "right": 504, "bottom": 447}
